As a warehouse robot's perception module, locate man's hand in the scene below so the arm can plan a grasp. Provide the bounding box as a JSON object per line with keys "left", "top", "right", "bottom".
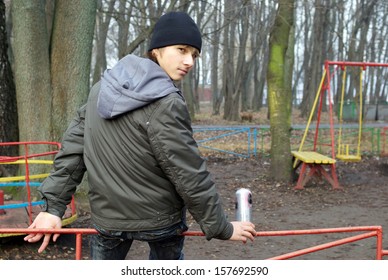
{"left": 229, "top": 221, "right": 256, "bottom": 243}
{"left": 24, "top": 212, "right": 62, "bottom": 253}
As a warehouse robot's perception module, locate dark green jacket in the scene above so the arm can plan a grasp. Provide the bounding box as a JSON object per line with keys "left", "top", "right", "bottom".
{"left": 39, "top": 55, "right": 233, "bottom": 240}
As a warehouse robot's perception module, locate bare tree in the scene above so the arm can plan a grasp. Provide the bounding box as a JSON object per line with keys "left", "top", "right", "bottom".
{"left": 251, "top": 2, "right": 275, "bottom": 112}
{"left": 222, "top": 0, "right": 254, "bottom": 121}
{"left": 299, "top": 0, "right": 329, "bottom": 118}
{"left": 211, "top": 0, "right": 223, "bottom": 115}
{"left": 92, "top": 0, "right": 116, "bottom": 85}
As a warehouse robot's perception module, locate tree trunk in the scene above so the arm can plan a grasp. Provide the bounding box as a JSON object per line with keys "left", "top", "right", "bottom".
{"left": 223, "top": 0, "right": 252, "bottom": 122}
{"left": 92, "top": 0, "right": 115, "bottom": 85}
{"left": 50, "top": 0, "right": 97, "bottom": 141}
{"left": 300, "top": 0, "right": 327, "bottom": 118}
{"left": 0, "top": 0, "right": 18, "bottom": 171}
{"left": 211, "top": 2, "right": 222, "bottom": 115}
{"left": 117, "top": 0, "right": 131, "bottom": 59}
{"left": 181, "top": 72, "right": 195, "bottom": 120}
{"left": 11, "top": 0, "right": 51, "bottom": 147}
{"left": 267, "top": 0, "right": 294, "bottom": 182}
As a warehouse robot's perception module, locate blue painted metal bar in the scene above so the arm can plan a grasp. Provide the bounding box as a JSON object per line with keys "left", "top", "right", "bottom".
{"left": 197, "top": 131, "right": 246, "bottom": 143}
{"left": 193, "top": 126, "right": 257, "bottom": 158}
{"left": 0, "top": 200, "right": 44, "bottom": 210}
{"left": 0, "top": 182, "right": 41, "bottom": 188}
{"left": 253, "top": 128, "right": 257, "bottom": 156}
{"left": 199, "top": 145, "right": 250, "bottom": 158}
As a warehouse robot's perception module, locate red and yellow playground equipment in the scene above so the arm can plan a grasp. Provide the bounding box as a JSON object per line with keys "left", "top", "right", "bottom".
{"left": 0, "top": 141, "right": 77, "bottom": 238}
{"left": 292, "top": 60, "right": 388, "bottom": 190}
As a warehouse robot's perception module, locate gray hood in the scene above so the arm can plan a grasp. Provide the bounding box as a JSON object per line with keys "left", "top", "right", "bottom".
{"left": 97, "top": 54, "right": 178, "bottom": 119}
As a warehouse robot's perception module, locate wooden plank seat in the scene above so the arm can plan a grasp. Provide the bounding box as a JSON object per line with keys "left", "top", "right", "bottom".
{"left": 292, "top": 151, "right": 336, "bottom": 164}
{"left": 292, "top": 151, "right": 341, "bottom": 190}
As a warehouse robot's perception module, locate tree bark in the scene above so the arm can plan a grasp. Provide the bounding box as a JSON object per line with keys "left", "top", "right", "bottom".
{"left": 11, "top": 0, "right": 51, "bottom": 146}
{"left": 0, "top": 0, "right": 18, "bottom": 169}
{"left": 92, "top": 0, "right": 115, "bottom": 85}
{"left": 267, "top": 0, "right": 294, "bottom": 182}
{"left": 50, "top": 0, "right": 97, "bottom": 141}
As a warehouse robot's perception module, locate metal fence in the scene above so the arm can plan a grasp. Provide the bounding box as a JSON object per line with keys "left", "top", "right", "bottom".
{"left": 193, "top": 124, "right": 388, "bottom": 158}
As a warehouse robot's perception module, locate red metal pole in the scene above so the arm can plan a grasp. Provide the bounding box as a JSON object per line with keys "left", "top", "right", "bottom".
{"left": 71, "top": 195, "right": 77, "bottom": 216}
{"left": 376, "top": 226, "right": 383, "bottom": 260}
{"left": 75, "top": 233, "right": 82, "bottom": 260}
{"left": 23, "top": 144, "right": 33, "bottom": 225}
{"left": 313, "top": 75, "right": 325, "bottom": 151}
{"left": 325, "top": 61, "right": 336, "bottom": 160}
{"left": 0, "top": 190, "right": 5, "bottom": 215}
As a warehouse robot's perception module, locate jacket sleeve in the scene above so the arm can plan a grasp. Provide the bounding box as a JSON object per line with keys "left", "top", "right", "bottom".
{"left": 148, "top": 94, "right": 233, "bottom": 240}
{"left": 38, "top": 104, "right": 87, "bottom": 218}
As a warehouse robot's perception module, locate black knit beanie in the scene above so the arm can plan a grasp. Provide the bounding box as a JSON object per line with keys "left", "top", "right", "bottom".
{"left": 148, "top": 12, "right": 202, "bottom": 53}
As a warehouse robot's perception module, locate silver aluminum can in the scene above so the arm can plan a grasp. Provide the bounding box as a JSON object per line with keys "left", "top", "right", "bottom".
{"left": 235, "top": 188, "right": 252, "bottom": 222}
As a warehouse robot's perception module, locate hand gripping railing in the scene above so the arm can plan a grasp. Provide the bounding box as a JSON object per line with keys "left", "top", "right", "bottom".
{"left": 1, "top": 226, "right": 387, "bottom": 260}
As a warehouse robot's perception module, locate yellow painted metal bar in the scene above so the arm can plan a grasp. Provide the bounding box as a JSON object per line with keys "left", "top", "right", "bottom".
{"left": 0, "top": 159, "right": 53, "bottom": 165}
{"left": 337, "top": 67, "right": 347, "bottom": 155}
{"left": 0, "top": 173, "right": 50, "bottom": 182}
{"left": 337, "top": 66, "right": 363, "bottom": 161}
{"left": 293, "top": 69, "right": 327, "bottom": 168}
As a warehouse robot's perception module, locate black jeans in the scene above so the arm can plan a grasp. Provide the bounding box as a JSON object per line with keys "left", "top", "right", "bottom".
{"left": 90, "top": 221, "right": 188, "bottom": 260}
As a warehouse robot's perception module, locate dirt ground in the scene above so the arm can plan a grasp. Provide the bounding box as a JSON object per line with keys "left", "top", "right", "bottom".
{"left": 1, "top": 155, "right": 388, "bottom": 260}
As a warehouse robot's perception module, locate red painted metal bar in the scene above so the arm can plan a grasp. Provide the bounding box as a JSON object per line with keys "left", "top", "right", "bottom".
{"left": 70, "top": 195, "right": 77, "bottom": 216}
{"left": 0, "top": 141, "right": 61, "bottom": 148}
{"left": 313, "top": 78, "right": 325, "bottom": 151}
{"left": 325, "top": 61, "right": 388, "bottom": 68}
{"left": 254, "top": 225, "right": 383, "bottom": 236}
{"left": 294, "top": 162, "right": 308, "bottom": 190}
{"left": 0, "top": 190, "right": 5, "bottom": 215}
{"left": 293, "top": 163, "right": 340, "bottom": 190}
{"left": 0, "top": 226, "right": 386, "bottom": 260}
{"left": 0, "top": 141, "right": 61, "bottom": 163}
{"left": 268, "top": 231, "right": 377, "bottom": 260}
{"left": 75, "top": 233, "right": 83, "bottom": 260}
{"left": 0, "top": 228, "right": 97, "bottom": 260}
{"left": 324, "top": 62, "right": 337, "bottom": 161}
{"left": 381, "top": 127, "right": 388, "bottom": 156}
{"left": 184, "top": 226, "right": 386, "bottom": 259}
{"left": 23, "top": 143, "right": 33, "bottom": 225}
{"left": 0, "top": 141, "right": 63, "bottom": 224}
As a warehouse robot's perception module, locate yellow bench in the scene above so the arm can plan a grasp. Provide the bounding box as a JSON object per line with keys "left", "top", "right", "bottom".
{"left": 292, "top": 151, "right": 336, "bottom": 164}
{"left": 291, "top": 151, "right": 340, "bottom": 190}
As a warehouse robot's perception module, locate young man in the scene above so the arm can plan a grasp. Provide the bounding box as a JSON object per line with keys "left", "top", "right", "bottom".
{"left": 24, "top": 11, "right": 256, "bottom": 260}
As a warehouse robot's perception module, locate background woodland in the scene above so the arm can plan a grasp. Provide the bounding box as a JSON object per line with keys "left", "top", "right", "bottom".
{"left": 0, "top": 0, "right": 387, "bottom": 181}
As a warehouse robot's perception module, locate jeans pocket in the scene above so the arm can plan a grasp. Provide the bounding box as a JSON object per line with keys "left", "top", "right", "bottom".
{"left": 93, "top": 225, "right": 124, "bottom": 250}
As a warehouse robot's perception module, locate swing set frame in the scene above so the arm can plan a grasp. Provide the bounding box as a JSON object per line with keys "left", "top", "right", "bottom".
{"left": 292, "top": 60, "right": 388, "bottom": 190}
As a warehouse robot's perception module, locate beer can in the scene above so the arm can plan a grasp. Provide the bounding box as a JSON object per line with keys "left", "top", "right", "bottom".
{"left": 235, "top": 188, "right": 252, "bottom": 222}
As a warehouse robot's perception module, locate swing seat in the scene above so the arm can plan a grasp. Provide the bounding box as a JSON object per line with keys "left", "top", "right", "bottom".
{"left": 336, "top": 154, "right": 361, "bottom": 162}
{"left": 336, "top": 144, "right": 362, "bottom": 162}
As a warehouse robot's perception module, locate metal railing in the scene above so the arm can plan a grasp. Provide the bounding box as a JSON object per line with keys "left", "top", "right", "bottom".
{"left": 193, "top": 125, "right": 388, "bottom": 158}
{"left": 1, "top": 226, "right": 387, "bottom": 260}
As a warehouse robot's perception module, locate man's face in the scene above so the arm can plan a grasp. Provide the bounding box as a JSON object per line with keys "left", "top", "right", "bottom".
{"left": 153, "top": 45, "right": 200, "bottom": 81}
